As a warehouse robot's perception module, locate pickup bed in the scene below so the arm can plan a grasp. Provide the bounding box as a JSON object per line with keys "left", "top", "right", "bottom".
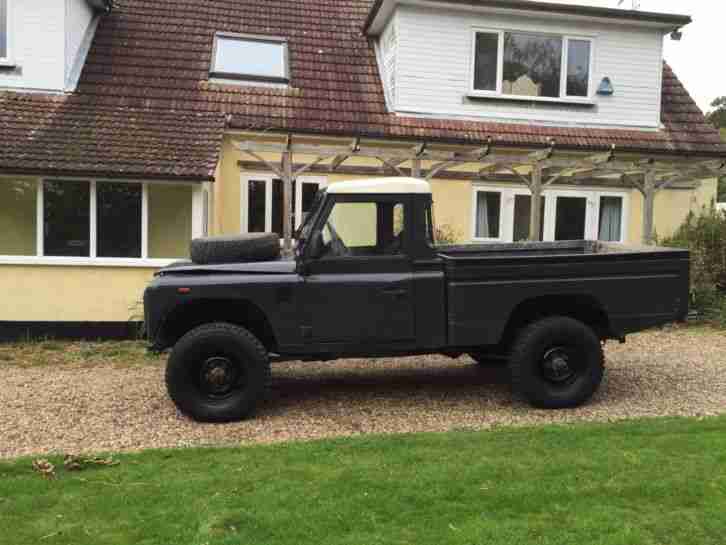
{"left": 144, "top": 177, "right": 690, "bottom": 422}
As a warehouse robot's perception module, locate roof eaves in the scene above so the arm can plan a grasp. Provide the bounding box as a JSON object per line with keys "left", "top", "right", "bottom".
{"left": 364, "top": 0, "right": 692, "bottom": 34}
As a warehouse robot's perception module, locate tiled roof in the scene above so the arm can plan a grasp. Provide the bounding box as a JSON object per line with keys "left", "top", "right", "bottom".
{"left": 0, "top": 93, "right": 225, "bottom": 180}
{"left": 0, "top": 0, "right": 723, "bottom": 181}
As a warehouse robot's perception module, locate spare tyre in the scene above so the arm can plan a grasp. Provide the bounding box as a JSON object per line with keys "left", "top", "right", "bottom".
{"left": 190, "top": 233, "right": 281, "bottom": 264}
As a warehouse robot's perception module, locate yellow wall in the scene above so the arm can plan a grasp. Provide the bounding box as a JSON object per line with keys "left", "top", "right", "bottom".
{"left": 2, "top": 265, "right": 155, "bottom": 322}
{"left": 628, "top": 178, "right": 718, "bottom": 243}
{"left": 0, "top": 179, "right": 37, "bottom": 255}
{"left": 148, "top": 184, "right": 193, "bottom": 259}
{"left": 0, "top": 133, "right": 718, "bottom": 325}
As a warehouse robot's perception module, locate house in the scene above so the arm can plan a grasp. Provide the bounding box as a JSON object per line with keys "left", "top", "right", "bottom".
{"left": 0, "top": 0, "right": 724, "bottom": 339}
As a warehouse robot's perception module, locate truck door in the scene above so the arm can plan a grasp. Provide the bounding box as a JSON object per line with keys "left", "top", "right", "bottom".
{"left": 301, "top": 195, "right": 415, "bottom": 346}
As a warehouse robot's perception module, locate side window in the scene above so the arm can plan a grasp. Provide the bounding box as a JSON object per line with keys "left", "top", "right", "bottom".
{"left": 319, "top": 200, "right": 406, "bottom": 258}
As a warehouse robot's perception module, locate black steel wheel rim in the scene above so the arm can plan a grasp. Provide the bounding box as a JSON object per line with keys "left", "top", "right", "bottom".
{"left": 540, "top": 347, "right": 579, "bottom": 385}
{"left": 198, "top": 356, "right": 245, "bottom": 400}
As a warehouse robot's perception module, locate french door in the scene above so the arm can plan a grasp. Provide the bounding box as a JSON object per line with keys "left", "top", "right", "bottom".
{"left": 241, "top": 175, "right": 326, "bottom": 237}
{"left": 472, "top": 186, "right": 629, "bottom": 243}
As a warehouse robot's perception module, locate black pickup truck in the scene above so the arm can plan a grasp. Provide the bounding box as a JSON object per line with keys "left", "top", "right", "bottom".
{"left": 144, "top": 178, "right": 690, "bottom": 422}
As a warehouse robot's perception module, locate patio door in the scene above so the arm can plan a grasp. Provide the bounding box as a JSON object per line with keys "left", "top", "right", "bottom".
{"left": 241, "top": 175, "right": 326, "bottom": 238}
{"left": 472, "top": 185, "right": 629, "bottom": 243}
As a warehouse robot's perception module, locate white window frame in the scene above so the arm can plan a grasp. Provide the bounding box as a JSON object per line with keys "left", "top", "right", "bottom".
{"left": 0, "top": 0, "right": 12, "bottom": 66}
{"left": 469, "top": 28, "right": 595, "bottom": 104}
{"left": 471, "top": 187, "right": 507, "bottom": 242}
{"left": 472, "top": 185, "right": 629, "bottom": 243}
{"left": 210, "top": 32, "right": 290, "bottom": 85}
{"left": 593, "top": 191, "right": 630, "bottom": 244}
{"left": 0, "top": 178, "right": 204, "bottom": 268}
{"left": 240, "top": 173, "right": 327, "bottom": 238}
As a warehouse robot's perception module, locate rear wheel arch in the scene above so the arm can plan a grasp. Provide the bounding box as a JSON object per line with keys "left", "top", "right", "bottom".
{"left": 157, "top": 299, "right": 278, "bottom": 352}
{"left": 500, "top": 294, "right": 613, "bottom": 350}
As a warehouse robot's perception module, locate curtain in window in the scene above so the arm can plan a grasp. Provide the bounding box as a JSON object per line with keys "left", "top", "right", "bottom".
{"left": 476, "top": 192, "right": 490, "bottom": 238}
{"left": 598, "top": 197, "right": 623, "bottom": 242}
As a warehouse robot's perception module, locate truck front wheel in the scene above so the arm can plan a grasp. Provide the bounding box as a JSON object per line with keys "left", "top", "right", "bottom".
{"left": 509, "top": 317, "right": 604, "bottom": 409}
{"left": 165, "top": 323, "right": 270, "bottom": 422}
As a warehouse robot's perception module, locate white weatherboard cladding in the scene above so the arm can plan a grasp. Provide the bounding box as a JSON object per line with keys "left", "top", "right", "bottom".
{"left": 0, "top": 0, "right": 95, "bottom": 92}
{"left": 380, "top": 14, "right": 399, "bottom": 108}
{"left": 65, "top": 0, "right": 94, "bottom": 79}
{"left": 389, "top": 5, "right": 664, "bottom": 130}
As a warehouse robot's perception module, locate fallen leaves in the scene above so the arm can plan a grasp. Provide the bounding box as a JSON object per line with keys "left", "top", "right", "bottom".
{"left": 32, "top": 459, "right": 56, "bottom": 479}
{"left": 32, "top": 455, "right": 120, "bottom": 479}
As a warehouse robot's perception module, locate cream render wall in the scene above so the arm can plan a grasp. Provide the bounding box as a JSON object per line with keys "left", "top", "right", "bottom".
{"left": 0, "top": 134, "right": 717, "bottom": 326}
{"left": 3, "top": 265, "right": 155, "bottom": 322}
{"left": 628, "top": 178, "right": 718, "bottom": 243}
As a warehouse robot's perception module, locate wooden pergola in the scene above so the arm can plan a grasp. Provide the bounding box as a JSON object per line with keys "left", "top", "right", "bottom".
{"left": 234, "top": 134, "right": 726, "bottom": 252}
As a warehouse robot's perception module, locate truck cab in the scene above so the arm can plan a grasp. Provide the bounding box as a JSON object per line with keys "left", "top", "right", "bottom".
{"left": 144, "top": 177, "right": 690, "bottom": 422}
{"left": 294, "top": 178, "right": 446, "bottom": 351}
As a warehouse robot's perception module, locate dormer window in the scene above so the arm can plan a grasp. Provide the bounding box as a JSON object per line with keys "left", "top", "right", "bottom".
{"left": 471, "top": 30, "right": 593, "bottom": 101}
{"left": 0, "top": 0, "right": 8, "bottom": 62}
{"left": 211, "top": 33, "right": 289, "bottom": 84}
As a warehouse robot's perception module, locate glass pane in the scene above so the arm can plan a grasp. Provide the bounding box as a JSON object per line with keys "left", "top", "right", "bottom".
{"left": 148, "top": 184, "right": 192, "bottom": 259}
{"left": 513, "top": 195, "right": 546, "bottom": 242}
{"left": 248, "top": 180, "right": 267, "bottom": 233}
{"left": 97, "top": 183, "right": 142, "bottom": 258}
{"left": 555, "top": 196, "right": 587, "bottom": 241}
{"left": 322, "top": 202, "right": 382, "bottom": 258}
{"left": 271, "top": 179, "right": 295, "bottom": 238}
{"left": 214, "top": 37, "right": 286, "bottom": 79}
{"left": 0, "top": 0, "right": 6, "bottom": 59}
{"left": 0, "top": 179, "right": 37, "bottom": 256}
{"left": 474, "top": 32, "right": 499, "bottom": 91}
{"left": 43, "top": 180, "right": 90, "bottom": 257}
{"left": 503, "top": 32, "right": 562, "bottom": 98}
{"left": 475, "top": 192, "right": 501, "bottom": 239}
{"left": 599, "top": 196, "right": 623, "bottom": 242}
{"left": 393, "top": 203, "right": 405, "bottom": 237}
{"left": 567, "top": 40, "right": 591, "bottom": 97}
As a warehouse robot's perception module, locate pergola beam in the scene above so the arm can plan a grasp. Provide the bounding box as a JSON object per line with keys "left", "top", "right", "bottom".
{"left": 234, "top": 135, "right": 724, "bottom": 248}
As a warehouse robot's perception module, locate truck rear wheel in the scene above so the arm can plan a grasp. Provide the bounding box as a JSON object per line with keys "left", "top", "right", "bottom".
{"left": 509, "top": 317, "right": 604, "bottom": 409}
{"left": 165, "top": 323, "right": 270, "bottom": 422}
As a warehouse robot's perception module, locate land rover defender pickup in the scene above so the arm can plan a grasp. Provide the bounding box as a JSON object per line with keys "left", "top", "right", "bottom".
{"left": 144, "top": 178, "right": 690, "bottom": 422}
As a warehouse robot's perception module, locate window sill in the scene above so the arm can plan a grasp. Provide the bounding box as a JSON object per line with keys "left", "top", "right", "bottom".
{"left": 466, "top": 92, "right": 596, "bottom": 107}
{"left": 0, "top": 59, "right": 17, "bottom": 69}
{"left": 0, "top": 256, "right": 182, "bottom": 268}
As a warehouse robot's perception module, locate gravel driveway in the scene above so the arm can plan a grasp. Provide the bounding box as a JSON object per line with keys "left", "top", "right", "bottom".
{"left": 1, "top": 326, "right": 725, "bottom": 459}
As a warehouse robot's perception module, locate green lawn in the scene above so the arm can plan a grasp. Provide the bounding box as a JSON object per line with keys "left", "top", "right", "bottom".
{"left": 1, "top": 417, "right": 725, "bottom": 545}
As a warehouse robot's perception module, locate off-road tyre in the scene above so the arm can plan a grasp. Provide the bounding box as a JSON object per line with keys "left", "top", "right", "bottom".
{"left": 510, "top": 316, "right": 604, "bottom": 409}
{"left": 165, "top": 322, "right": 270, "bottom": 422}
{"left": 190, "top": 233, "right": 280, "bottom": 265}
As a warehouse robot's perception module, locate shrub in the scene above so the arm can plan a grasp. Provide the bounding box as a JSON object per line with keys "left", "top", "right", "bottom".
{"left": 660, "top": 205, "right": 726, "bottom": 327}
{"left": 434, "top": 224, "right": 462, "bottom": 245}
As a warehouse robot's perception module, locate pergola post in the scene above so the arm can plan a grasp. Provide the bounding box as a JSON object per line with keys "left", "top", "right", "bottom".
{"left": 642, "top": 170, "right": 656, "bottom": 245}
{"left": 529, "top": 162, "right": 544, "bottom": 242}
{"left": 234, "top": 136, "right": 724, "bottom": 249}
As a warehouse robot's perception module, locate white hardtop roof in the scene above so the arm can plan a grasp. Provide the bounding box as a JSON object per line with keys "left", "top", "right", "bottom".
{"left": 326, "top": 177, "right": 432, "bottom": 195}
